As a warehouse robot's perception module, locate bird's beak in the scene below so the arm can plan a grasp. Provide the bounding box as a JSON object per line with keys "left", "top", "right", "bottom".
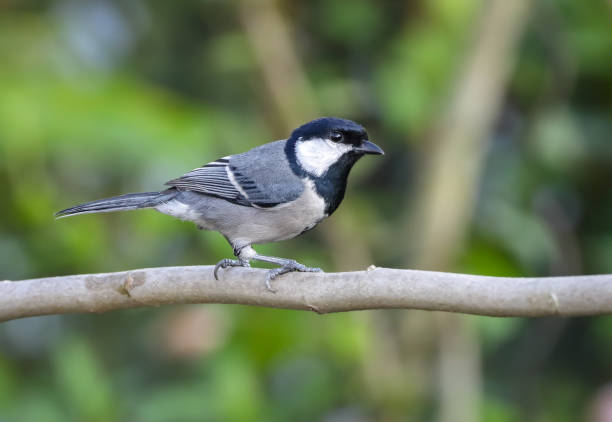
{"left": 356, "top": 140, "right": 384, "bottom": 155}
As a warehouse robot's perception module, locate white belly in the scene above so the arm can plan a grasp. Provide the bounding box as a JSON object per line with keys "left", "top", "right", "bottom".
{"left": 156, "top": 179, "right": 327, "bottom": 248}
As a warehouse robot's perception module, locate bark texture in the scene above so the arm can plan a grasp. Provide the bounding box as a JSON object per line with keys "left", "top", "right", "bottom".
{"left": 1, "top": 266, "right": 611, "bottom": 322}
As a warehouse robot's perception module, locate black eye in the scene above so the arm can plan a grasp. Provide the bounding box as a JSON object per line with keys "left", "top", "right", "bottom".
{"left": 330, "top": 132, "right": 343, "bottom": 143}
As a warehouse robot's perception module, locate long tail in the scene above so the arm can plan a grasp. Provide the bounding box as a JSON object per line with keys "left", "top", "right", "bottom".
{"left": 55, "top": 190, "right": 177, "bottom": 218}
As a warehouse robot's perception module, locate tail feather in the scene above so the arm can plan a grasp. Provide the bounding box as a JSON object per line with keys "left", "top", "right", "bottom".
{"left": 55, "top": 191, "right": 176, "bottom": 218}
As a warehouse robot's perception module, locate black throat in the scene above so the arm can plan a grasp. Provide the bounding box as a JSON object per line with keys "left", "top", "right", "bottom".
{"left": 285, "top": 138, "right": 361, "bottom": 215}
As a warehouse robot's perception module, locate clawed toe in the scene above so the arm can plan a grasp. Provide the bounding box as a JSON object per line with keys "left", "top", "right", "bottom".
{"left": 264, "top": 262, "right": 324, "bottom": 292}
{"left": 216, "top": 249, "right": 323, "bottom": 292}
{"left": 214, "top": 258, "right": 249, "bottom": 280}
{"left": 264, "top": 274, "right": 278, "bottom": 293}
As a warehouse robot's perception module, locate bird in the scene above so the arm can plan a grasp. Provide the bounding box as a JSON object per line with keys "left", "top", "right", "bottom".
{"left": 56, "top": 117, "right": 384, "bottom": 291}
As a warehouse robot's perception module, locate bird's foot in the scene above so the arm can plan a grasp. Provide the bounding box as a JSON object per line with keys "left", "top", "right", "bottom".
{"left": 265, "top": 260, "right": 322, "bottom": 292}
{"left": 214, "top": 258, "right": 250, "bottom": 280}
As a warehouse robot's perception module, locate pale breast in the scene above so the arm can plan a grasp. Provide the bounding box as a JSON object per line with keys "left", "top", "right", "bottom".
{"left": 224, "top": 178, "right": 326, "bottom": 246}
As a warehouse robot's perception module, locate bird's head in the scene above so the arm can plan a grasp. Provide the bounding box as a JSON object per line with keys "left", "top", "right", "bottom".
{"left": 288, "top": 117, "right": 383, "bottom": 178}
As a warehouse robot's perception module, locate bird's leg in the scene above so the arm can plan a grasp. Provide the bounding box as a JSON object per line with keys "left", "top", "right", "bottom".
{"left": 252, "top": 254, "right": 323, "bottom": 292}
{"left": 213, "top": 245, "right": 251, "bottom": 280}
{"left": 213, "top": 245, "right": 322, "bottom": 291}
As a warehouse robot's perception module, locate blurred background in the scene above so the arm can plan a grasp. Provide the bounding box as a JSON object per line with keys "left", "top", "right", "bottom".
{"left": 1, "top": 0, "right": 612, "bottom": 421}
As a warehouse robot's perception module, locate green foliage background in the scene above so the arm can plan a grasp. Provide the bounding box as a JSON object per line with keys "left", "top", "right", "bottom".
{"left": 1, "top": 1, "right": 612, "bottom": 421}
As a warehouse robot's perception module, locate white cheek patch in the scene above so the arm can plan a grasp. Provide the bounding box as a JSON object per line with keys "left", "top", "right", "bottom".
{"left": 295, "top": 138, "right": 352, "bottom": 177}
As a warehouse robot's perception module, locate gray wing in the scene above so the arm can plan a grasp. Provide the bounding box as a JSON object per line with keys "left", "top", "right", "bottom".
{"left": 165, "top": 140, "right": 304, "bottom": 208}
{"left": 165, "top": 156, "right": 249, "bottom": 206}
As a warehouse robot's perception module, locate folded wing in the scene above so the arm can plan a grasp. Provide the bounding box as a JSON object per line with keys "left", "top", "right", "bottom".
{"left": 165, "top": 140, "right": 304, "bottom": 208}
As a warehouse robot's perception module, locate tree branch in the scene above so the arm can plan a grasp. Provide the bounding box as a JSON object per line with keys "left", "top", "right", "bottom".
{"left": 1, "top": 266, "right": 611, "bottom": 322}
